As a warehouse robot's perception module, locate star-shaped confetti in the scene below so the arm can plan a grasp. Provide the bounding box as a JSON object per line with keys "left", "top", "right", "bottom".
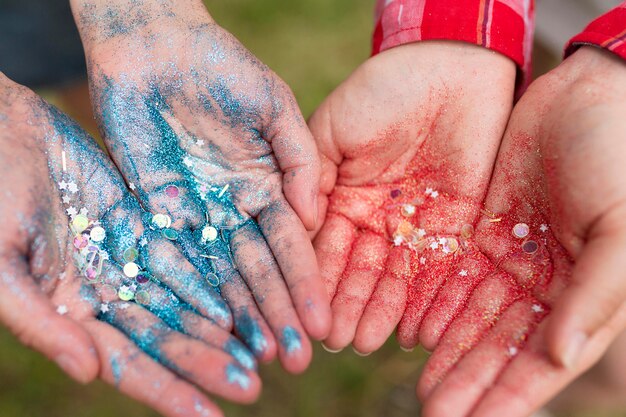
{"left": 56, "top": 305, "right": 68, "bottom": 315}
{"left": 62, "top": 195, "right": 71, "bottom": 204}
{"left": 100, "top": 303, "right": 110, "bottom": 313}
{"left": 429, "top": 241, "right": 439, "bottom": 250}
{"left": 119, "top": 303, "right": 130, "bottom": 310}
{"left": 129, "top": 182, "right": 136, "bottom": 191}
{"left": 458, "top": 269, "right": 468, "bottom": 277}
{"left": 416, "top": 229, "right": 426, "bottom": 239}
{"left": 531, "top": 304, "right": 544, "bottom": 313}
{"left": 196, "top": 139, "right": 205, "bottom": 146}
{"left": 66, "top": 207, "right": 78, "bottom": 217}
{"left": 79, "top": 207, "right": 89, "bottom": 216}
{"left": 67, "top": 182, "right": 78, "bottom": 194}
{"left": 183, "top": 156, "right": 194, "bottom": 167}
{"left": 508, "top": 346, "right": 518, "bottom": 357}
{"left": 139, "top": 237, "right": 148, "bottom": 247}
{"left": 58, "top": 272, "right": 66, "bottom": 281}
{"left": 419, "top": 257, "right": 427, "bottom": 265}
{"left": 58, "top": 180, "right": 68, "bottom": 190}
{"left": 540, "top": 224, "right": 549, "bottom": 233}
{"left": 393, "top": 236, "right": 404, "bottom": 246}
{"left": 430, "top": 190, "right": 439, "bottom": 198}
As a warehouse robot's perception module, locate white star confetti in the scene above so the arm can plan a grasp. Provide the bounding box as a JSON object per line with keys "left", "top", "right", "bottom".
{"left": 130, "top": 283, "right": 138, "bottom": 291}
{"left": 66, "top": 207, "right": 78, "bottom": 218}
{"left": 183, "top": 156, "right": 194, "bottom": 167}
{"left": 419, "top": 257, "right": 427, "bottom": 265}
{"left": 429, "top": 241, "right": 439, "bottom": 250}
{"left": 458, "top": 269, "right": 468, "bottom": 277}
{"left": 56, "top": 305, "right": 68, "bottom": 315}
{"left": 139, "top": 237, "right": 148, "bottom": 247}
{"left": 531, "top": 304, "right": 544, "bottom": 313}
{"left": 393, "top": 236, "right": 404, "bottom": 246}
{"left": 508, "top": 346, "right": 518, "bottom": 357}
{"left": 438, "top": 237, "right": 447, "bottom": 246}
{"left": 430, "top": 190, "right": 439, "bottom": 198}
{"left": 196, "top": 139, "right": 205, "bottom": 146}
{"left": 540, "top": 224, "right": 549, "bottom": 233}
{"left": 416, "top": 229, "right": 426, "bottom": 239}
{"left": 100, "top": 303, "right": 110, "bottom": 313}
{"left": 129, "top": 182, "right": 136, "bottom": 191}
{"left": 79, "top": 207, "right": 89, "bottom": 216}
{"left": 67, "top": 182, "right": 78, "bottom": 194}
{"left": 58, "top": 180, "right": 68, "bottom": 190}
{"left": 118, "top": 303, "right": 130, "bottom": 310}
{"left": 62, "top": 195, "right": 71, "bottom": 204}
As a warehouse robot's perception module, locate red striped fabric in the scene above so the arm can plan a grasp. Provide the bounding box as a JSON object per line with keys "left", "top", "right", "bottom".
{"left": 372, "top": 0, "right": 535, "bottom": 88}
{"left": 565, "top": 2, "right": 626, "bottom": 60}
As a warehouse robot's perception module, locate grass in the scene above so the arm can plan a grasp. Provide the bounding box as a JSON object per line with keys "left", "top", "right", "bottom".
{"left": 1, "top": 1, "right": 625, "bottom": 416}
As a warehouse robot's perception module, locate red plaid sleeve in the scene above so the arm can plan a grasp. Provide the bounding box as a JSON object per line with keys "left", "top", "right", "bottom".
{"left": 565, "top": 2, "right": 626, "bottom": 60}
{"left": 372, "top": 0, "right": 535, "bottom": 87}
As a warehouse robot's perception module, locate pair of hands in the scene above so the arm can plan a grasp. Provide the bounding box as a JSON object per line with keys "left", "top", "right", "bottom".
{"left": 0, "top": 1, "right": 330, "bottom": 416}
{"left": 312, "top": 41, "right": 626, "bottom": 416}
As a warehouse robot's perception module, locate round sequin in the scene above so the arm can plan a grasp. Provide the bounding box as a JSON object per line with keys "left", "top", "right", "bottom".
{"left": 136, "top": 273, "right": 150, "bottom": 284}
{"left": 202, "top": 225, "right": 218, "bottom": 242}
{"left": 90, "top": 226, "right": 106, "bottom": 242}
{"left": 73, "top": 234, "right": 89, "bottom": 249}
{"left": 205, "top": 272, "right": 220, "bottom": 287}
{"left": 123, "top": 262, "right": 140, "bottom": 278}
{"left": 118, "top": 286, "right": 135, "bottom": 301}
{"left": 522, "top": 240, "right": 539, "bottom": 254}
{"left": 461, "top": 224, "right": 474, "bottom": 239}
{"left": 152, "top": 213, "right": 171, "bottom": 229}
{"left": 513, "top": 223, "right": 530, "bottom": 239}
{"left": 401, "top": 204, "right": 416, "bottom": 217}
{"left": 445, "top": 237, "right": 459, "bottom": 253}
{"left": 162, "top": 228, "right": 179, "bottom": 241}
{"left": 165, "top": 185, "right": 180, "bottom": 198}
{"left": 72, "top": 215, "right": 89, "bottom": 234}
{"left": 123, "top": 247, "right": 138, "bottom": 262}
{"left": 135, "top": 290, "right": 151, "bottom": 305}
{"left": 390, "top": 189, "right": 402, "bottom": 199}
{"left": 85, "top": 267, "right": 98, "bottom": 282}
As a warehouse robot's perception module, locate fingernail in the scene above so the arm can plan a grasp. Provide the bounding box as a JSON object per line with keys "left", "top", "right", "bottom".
{"left": 321, "top": 342, "right": 342, "bottom": 353}
{"left": 55, "top": 354, "right": 88, "bottom": 384}
{"left": 400, "top": 345, "right": 414, "bottom": 353}
{"left": 352, "top": 347, "right": 371, "bottom": 357}
{"left": 562, "top": 331, "right": 587, "bottom": 369}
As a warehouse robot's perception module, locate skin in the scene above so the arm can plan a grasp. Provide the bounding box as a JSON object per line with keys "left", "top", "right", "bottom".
{"left": 0, "top": 73, "right": 261, "bottom": 417}
{"left": 68, "top": 0, "right": 331, "bottom": 373}
{"left": 308, "top": 41, "right": 516, "bottom": 353}
{"left": 418, "top": 46, "right": 626, "bottom": 417}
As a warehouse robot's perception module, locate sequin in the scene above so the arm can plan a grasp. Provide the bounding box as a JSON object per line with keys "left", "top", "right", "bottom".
{"left": 73, "top": 235, "right": 89, "bottom": 249}
{"left": 401, "top": 204, "right": 416, "bottom": 217}
{"left": 135, "top": 291, "right": 151, "bottom": 305}
{"left": 165, "top": 185, "right": 179, "bottom": 198}
{"left": 136, "top": 273, "right": 149, "bottom": 284}
{"left": 205, "top": 272, "right": 220, "bottom": 287}
{"left": 202, "top": 225, "right": 218, "bottom": 242}
{"left": 152, "top": 213, "right": 171, "bottom": 229}
{"left": 445, "top": 237, "right": 459, "bottom": 253}
{"left": 390, "top": 189, "right": 401, "bottom": 199}
{"left": 461, "top": 224, "right": 474, "bottom": 239}
{"left": 123, "top": 262, "right": 140, "bottom": 278}
{"left": 123, "top": 247, "right": 138, "bottom": 262}
{"left": 90, "top": 226, "right": 106, "bottom": 242}
{"left": 118, "top": 286, "right": 134, "bottom": 301}
{"left": 513, "top": 223, "right": 530, "bottom": 239}
{"left": 85, "top": 267, "right": 98, "bottom": 281}
{"left": 522, "top": 240, "right": 539, "bottom": 254}
{"left": 72, "top": 215, "right": 89, "bottom": 234}
{"left": 162, "top": 228, "right": 179, "bottom": 241}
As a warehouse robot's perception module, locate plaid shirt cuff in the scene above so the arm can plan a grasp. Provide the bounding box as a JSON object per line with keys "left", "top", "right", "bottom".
{"left": 565, "top": 2, "right": 626, "bottom": 60}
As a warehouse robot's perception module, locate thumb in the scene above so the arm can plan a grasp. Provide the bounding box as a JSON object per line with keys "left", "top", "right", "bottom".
{"left": 0, "top": 257, "right": 99, "bottom": 384}
{"left": 546, "top": 221, "right": 626, "bottom": 370}
{"left": 267, "top": 94, "right": 321, "bottom": 232}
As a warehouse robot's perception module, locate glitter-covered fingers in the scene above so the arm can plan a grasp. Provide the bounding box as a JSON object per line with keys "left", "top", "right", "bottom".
{"left": 71, "top": 0, "right": 330, "bottom": 371}
{"left": 309, "top": 42, "right": 516, "bottom": 354}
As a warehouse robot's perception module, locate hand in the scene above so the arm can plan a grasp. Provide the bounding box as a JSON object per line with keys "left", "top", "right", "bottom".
{"left": 0, "top": 73, "right": 260, "bottom": 417}
{"left": 68, "top": 0, "right": 331, "bottom": 372}
{"left": 418, "top": 47, "right": 626, "bottom": 417}
{"left": 308, "top": 41, "right": 516, "bottom": 353}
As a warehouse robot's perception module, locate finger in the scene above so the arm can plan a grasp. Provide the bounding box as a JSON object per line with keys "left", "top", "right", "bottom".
{"left": 396, "top": 249, "right": 458, "bottom": 350}
{"left": 469, "top": 305, "right": 626, "bottom": 417}
{"left": 258, "top": 200, "right": 331, "bottom": 340}
{"left": 230, "top": 221, "right": 313, "bottom": 374}
{"left": 175, "top": 229, "right": 277, "bottom": 362}
{"left": 324, "top": 232, "right": 389, "bottom": 351}
{"left": 353, "top": 245, "right": 412, "bottom": 354}
{"left": 421, "top": 299, "right": 543, "bottom": 417}
{"left": 84, "top": 320, "right": 224, "bottom": 417}
{"left": 267, "top": 87, "right": 321, "bottom": 231}
{"left": 546, "top": 226, "right": 626, "bottom": 369}
{"left": 313, "top": 213, "right": 358, "bottom": 299}
{"left": 419, "top": 252, "right": 493, "bottom": 351}
{"left": 0, "top": 255, "right": 98, "bottom": 384}
{"left": 99, "top": 301, "right": 261, "bottom": 403}
{"left": 417, "top": 273, "right": 521, "bottom": 400}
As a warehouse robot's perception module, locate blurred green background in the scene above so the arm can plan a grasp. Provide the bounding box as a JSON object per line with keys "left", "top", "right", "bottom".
{"left": 0, "top": 1, "right": 625, "bottom": 416}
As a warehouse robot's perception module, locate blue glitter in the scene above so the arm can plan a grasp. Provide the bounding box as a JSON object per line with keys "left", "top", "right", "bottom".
{"left": 280, "top": 326, "right": 302, "bottom": 354}
{"left": 224, "top": 339, "right": 256, "bottom": 371}
{"left": 225, "top": 363, "right": 250, "bottom": 390}
{"left": 235, "top": 310, "right": 267, "bottom": 355}
{"left": 110, "top": 351, "right": 123, "bottom": 387}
